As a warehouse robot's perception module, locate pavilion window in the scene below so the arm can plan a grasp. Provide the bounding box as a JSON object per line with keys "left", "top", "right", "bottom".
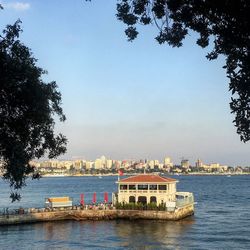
{"left": 158, "top": 185, "right": 167, "bottom": 190}
{"left": 149, "top": 185, "right": 157, "bottom": 190}
{"left": 129, "top": 196, "right": 136, "bottom": 203}
{"left": 129, "top": 185, "right": 136, "bottom": 190}
{"left": 120, "top": 184, "right": 128, "bottom": 190}
{"left": 138, "top": 184, "right": 148, "bottom": 190}
{"left": 150, "top": 196, "right": 157, "bottom": 203}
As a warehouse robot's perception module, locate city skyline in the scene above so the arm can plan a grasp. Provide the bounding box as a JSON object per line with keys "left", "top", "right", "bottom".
{"left": 31, "top": 155, "right": 249, "bottom": 175}
{"left": 1, "top": 1, "right": 250, "bottom": 166}
{"left": 38, "top": 155, "right": 246, "bottom": 168}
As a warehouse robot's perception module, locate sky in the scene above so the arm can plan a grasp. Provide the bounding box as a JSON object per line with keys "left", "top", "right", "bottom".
{"left": 0, "top": 0, "right": 249, "bottom": 166}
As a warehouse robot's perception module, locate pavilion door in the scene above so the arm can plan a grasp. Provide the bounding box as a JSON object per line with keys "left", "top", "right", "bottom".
{"left": 138, "top": 196, "right": 147, "bottom": 205}
{"left": 129, "top": 196, "right": 136, "bottom": 203}
{"left": 150, "top": 196, "right": 157, "bottom": 203}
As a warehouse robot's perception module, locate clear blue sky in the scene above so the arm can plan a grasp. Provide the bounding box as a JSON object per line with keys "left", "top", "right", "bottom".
{"left": 1, "top": 0, "right": 249, "bottom": 166}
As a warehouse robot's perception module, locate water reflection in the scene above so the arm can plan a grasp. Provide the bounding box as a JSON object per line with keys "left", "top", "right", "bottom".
{"left": 42, "top": 221, "right": 78, "bottom": 241}
{"left": 114, "top": 217, "right": 195, "bottom": 248}
{"left": 20, "top": 218, "right": 195, "bottom": 249}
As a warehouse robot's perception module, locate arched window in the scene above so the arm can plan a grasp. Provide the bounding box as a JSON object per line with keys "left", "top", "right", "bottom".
{"left": 129, "top": 196, "right": 135, "bottom": 203}
{"left": 150, "top": 196, "right": 157, "bottom": 203}
{"left": 138, "top": 196, "right": 147, "bottom": 205}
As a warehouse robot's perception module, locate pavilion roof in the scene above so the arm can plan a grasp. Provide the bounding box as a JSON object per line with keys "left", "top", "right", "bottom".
{"left": 118, "top": 174, "right": 177, "bottom": 183}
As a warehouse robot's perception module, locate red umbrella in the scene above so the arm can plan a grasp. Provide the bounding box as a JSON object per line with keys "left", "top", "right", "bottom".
{"left": 104, "top": 192, "right": 108, "bottom": 203}
{"left": 92, "top": 192, "right": 97, "bottom": 203}
{"left": 80, "top": 193, "right": 84, "bottom": 206}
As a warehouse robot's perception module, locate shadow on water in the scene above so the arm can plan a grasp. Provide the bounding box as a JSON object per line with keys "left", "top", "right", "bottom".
{"left": 0, "top": 217, "right": 195, "bottom": 249}
{"left": 113, "top": 217, "right": 195, "bottom": 248}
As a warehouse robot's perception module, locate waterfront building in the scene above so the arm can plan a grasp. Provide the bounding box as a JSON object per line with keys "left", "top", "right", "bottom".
{"left": 100, "top": 155, "right": 106, "bottom": 168}
{"left": 181, "top": 159, "right": 190, "bottom": 169}
{"left": 29, "top": 160, "right": 41, "bottom": 168}
{"left": 148, "top": 160, "right": 155, "bottom": 169}
{"left": 210, "top": 163, "right": 220, "bottom": 169}
{"left": 114, "top": 160, "right": 121, "bottom": 169}
{"left": 154, "top": 160, "right": 160, "bottom": 166}
{"left": 164, "top": 157, "right": 173, "bottom": 167}
{"left": 73, "top": 160, "right": 83, "bottom": 170}
{"left": 106, "top": 159, "right": 113, "bottom": 169}
{"left": 201, "top": 163, "right": 228, "bottom": 172}
{"left": 94, "top": 159, "right": 103, "bottom": 169}
{"left": 121, "top": 160, "right": 131, "bottom": 169}
{"left": 51, "top": 160, "right": 60, "bottom": 168}
{"left": 85, "top": 161, "right": 94, "bottom": 170}
{"left": 221, "top": 165, "right": 229, "bottom": 171}
{"left": 235, "top": 166, "right": 243, "bottom": 173}
{"left": 115, "top": 174, "right": 178, "bottom": 206}
{"left": 158, "top": 163, "right": 164, "bottom": 170}
{"left": 195, "top": 159, "right": 203, "bottom": 168}
{"left": 62, "top": 161, "right": 74, "bottom": 170}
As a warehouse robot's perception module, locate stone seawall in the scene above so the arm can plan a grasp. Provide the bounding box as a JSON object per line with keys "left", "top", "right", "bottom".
{"left": 0, "top": 204, "right": 194, "bottom": 226}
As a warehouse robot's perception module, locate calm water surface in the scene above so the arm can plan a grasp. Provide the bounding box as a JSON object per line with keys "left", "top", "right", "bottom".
{"left": 0, "top": 175, "right": 250, "bottom": 249}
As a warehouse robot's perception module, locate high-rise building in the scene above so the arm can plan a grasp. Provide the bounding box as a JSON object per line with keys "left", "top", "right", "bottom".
{"left": 106, "top": 159, "right": 113, "bottom": 169}
{"left": 164, "top": 157, "right": 173, "bottom": 167}
{"left": 94, "top": 159, "right": 102, "bottom": 169}
{"left": 195, "top": 159, "right": 203, "bottom": 168}
{"left": 154, "top": 160, "right": 159, "bottom": 166}
{"left": 73, "top": 160, "right": 83, "bottom": 170}
{"left": 148, "top": 160, "right": 155, "bottom": 169}
{"left": 85, "top": 161, "right": 94, "bottom": 170}
{"left": 181, "top": 159, "right": 190, "bottom": 169}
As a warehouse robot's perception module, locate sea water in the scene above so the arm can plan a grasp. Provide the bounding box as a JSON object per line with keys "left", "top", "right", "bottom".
{"left": 0, "top": 175, "right": 250, "bottom": 249}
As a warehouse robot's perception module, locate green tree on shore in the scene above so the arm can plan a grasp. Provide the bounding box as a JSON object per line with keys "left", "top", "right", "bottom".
{"left": 115, "top": 0, "right": 250, "bottom": 142}
{"left": 0, "top": 20, "right": 67, "bottom": 201}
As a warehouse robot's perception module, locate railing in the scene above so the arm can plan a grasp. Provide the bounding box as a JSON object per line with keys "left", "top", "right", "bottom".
{"left": 119, "top": 190, "right": 168, "bottom": 194}
{"left": 175, "top": 192, "right": 194, "bottom": 208}
{"left": 0, "top": 207, "right": 28, "bottom": 216}
{"left": 0, "top": 203, "right": 115, "bottom": 217}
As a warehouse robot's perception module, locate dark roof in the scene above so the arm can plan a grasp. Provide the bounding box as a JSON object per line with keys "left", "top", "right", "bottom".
{"left": 118, "top": 174, "right": 177, "bottom": 183}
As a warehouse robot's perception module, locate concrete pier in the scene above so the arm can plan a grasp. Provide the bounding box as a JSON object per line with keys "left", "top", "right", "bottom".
{"left": 0, "top": 204, "right": 194, "bottom": 226}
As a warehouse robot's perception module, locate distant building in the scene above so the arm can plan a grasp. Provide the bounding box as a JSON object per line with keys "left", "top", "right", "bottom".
{"left": 195, "top": 159, "right": 203, "bottom": 168}
{"left": 85, "top": 161, "right": 94, "bottom": 170}
{"left": 163, "top": 157, "right": 173, "bottom": 169}
{"left": 73, "top": 160, "right": 83, "bottom": 170}
{"left": 181, "top": 159, "right": 190, "bottom": 169}
{"left": 106, "top": 159, "right": 113, "bottom": 169}
{"left": 201, "top": 163, "right": 228, "bottom": 172}
{"left": 113, "top": 161, "right": 121, "bottom": 169}
{"left": 154, "top": 160, "right": 159, "bottom": 166}
{"left": 210, "top": 163, "right": 220, "bottom": 169}
{"left": 29, "top": 160, "right": 40, "bottom": 168}
{"left": 148, "top": 160, "right": 155, "bottom": 169}
{"left": 94, "top": 159, "right": 102, "bottom": 169}
{"left": 62, "top": 161, "right": 73, "bottom": 170}
{"left": 158, "top": 163, "right": 164, "bottom": 170}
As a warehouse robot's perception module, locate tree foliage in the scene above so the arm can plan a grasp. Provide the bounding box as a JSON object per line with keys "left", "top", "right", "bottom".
{"left": 0, "top": 20, "right": 67, "bottom": 201}
{"left": 116, "top": 0, "right": 250, "bottom": 142}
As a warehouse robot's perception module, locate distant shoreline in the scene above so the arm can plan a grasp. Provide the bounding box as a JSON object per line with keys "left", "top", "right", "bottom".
{"left": 41, "top": 172, "right": 250, "bottom": 177}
